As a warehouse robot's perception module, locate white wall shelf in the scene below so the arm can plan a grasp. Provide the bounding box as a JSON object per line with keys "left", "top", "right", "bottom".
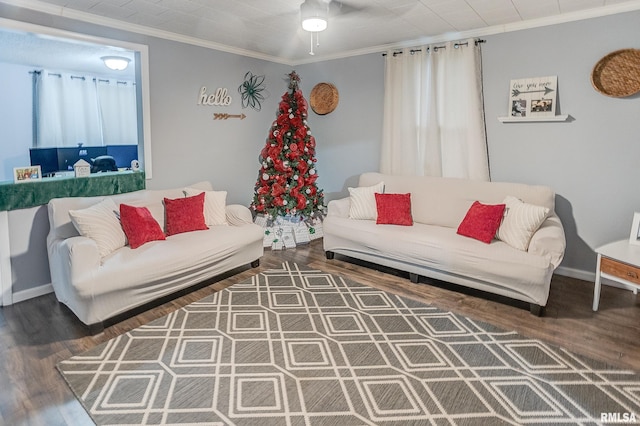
{"left": 498, "top": 115, "right": 569, "bottom": 122}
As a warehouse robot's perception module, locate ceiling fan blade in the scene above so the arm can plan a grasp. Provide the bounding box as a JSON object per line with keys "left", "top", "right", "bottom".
{"left": 325, "top": 0, "right": 370, "bottom": 17}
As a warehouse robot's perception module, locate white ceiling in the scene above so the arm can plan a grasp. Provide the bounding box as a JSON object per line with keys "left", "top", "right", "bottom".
{"left": 2, "top": 0, "right": 640, "bottom": 66}
{"left": 0, "top": 27, "right": 136, "bottom": 77}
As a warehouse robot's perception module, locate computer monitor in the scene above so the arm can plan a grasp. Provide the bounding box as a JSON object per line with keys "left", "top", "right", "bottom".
{"left": 57, "top": 146, "right": 108, "bottom": 171}
{"left": 29, "top": 148, "right": 59, "bottom": 176}
{"left": 106, "top": 145, "right": 138, "bottom": 169}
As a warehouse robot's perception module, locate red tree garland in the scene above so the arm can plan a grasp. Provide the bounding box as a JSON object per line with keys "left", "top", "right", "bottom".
{"left": 251, "top": 71, "right": 325, "bottom": 219}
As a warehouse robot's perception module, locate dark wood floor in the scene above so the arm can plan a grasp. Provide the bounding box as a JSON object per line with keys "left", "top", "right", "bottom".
{"left": 1, "top": 239, "right": 639, "bottom": 425}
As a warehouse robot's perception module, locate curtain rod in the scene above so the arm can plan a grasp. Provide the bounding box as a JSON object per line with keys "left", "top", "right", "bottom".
{"left": 382, "top": 39, "right": 485, "bottom": 57}
{"left": 29, "top": 69, "right": 133, "bottom": 85}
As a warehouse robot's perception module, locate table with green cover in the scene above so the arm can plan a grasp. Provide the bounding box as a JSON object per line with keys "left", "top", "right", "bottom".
{"left": 0, "top": 171, "right": 145, "bottom": 211}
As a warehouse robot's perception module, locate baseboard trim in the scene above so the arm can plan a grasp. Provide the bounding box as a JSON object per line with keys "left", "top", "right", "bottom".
{"left": 555, "top": 266, "right": 594, "bottom": 282}
{"left": 12, "top": 283, "right": 53, "bottom": 305}
{"left": 555, "top": 266, "right": 638, "bottom": 292}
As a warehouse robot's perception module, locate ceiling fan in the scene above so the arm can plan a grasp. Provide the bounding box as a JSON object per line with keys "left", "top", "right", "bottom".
{"left": 299, "top": 0, "right": 364, "bottom": 55}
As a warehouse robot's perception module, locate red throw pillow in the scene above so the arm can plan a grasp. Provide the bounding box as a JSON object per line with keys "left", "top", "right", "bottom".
{"left": 457, "top": 201, "right": 506, "bottom": 243}
{"left": 375, "top": 193, "right": 413, "bottom": 226}
{"left": 119, "top": 204, "right": 166, "bottom": 249}
{"left": 164, "top": 192, "right": 209, "bottom": 236}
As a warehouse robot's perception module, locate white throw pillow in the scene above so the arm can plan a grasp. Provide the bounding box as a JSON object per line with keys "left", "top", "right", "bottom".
{"left": 348, "top": 181, "right": 384, "bottom": 220}
{"left": 68, "top": 198, "right": 126, "bottom": 258}
{"left": 184, "top": 187, "right": 227, "bottom": 226}
{"left": 497, "top": 196, "right": 550, "bottom": 251}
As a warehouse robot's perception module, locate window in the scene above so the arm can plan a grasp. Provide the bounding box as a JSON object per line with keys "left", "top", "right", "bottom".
{"left": 0, "top": 18, "right": 153, "bottom": 179}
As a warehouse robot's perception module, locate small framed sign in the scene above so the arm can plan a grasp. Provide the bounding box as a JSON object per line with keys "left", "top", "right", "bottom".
{"left": 13, "top": 166, "right": 42, "bottom": 183}
{"left": 509, "top": 76, "right": 558, "bottom": 118}
{"left": 629, "top": 212, "right": 640, "bottom": 246}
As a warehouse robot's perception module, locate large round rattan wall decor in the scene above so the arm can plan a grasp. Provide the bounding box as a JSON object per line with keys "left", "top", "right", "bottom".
{"left": 591, "top": 48, "right": 640, "bottom": 98}
{"left": 310, "top": 82, "right": 339, "bottom": 115}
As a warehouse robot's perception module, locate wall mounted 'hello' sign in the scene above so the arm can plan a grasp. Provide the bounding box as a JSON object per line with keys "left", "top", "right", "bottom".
{"left": 197, "top": 86, "right": 232, "bottom": 106}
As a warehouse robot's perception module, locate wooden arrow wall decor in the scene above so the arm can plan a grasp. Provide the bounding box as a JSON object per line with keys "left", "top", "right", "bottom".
{"left": 213, "top": 113, "right": 246, "bottom": 120}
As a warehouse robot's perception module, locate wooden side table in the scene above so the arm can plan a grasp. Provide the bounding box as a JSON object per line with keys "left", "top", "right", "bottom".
{"left": 593, "top": 240, "right": 640, "bottom": 311}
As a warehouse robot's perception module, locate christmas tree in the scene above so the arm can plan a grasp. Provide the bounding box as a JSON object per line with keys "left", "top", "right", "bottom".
{"left": 251, "top": 71, "right": 325, "bottom": 220}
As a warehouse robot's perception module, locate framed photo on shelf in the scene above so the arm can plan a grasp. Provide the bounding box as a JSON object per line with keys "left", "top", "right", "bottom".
{"left": 629, "top": 212, "right": 640, "bottom": 246}
{"left": 509, "top": 76, "right": 557, "bottom": 118}
{"left": 13, "top": 166, "right": 42, "bottom": 184}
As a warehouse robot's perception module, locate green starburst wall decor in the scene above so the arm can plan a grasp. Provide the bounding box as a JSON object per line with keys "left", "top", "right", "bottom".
{"left": 238, "top": 71, "right": 266, "bottom": 111}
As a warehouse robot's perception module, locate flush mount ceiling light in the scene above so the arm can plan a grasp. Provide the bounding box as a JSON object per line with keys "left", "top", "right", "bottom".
{"left": 301, "top": 0, "right": 328, "bottom": 32}
{"left": 101, "top": 56, "right": 130, "bottom": 71}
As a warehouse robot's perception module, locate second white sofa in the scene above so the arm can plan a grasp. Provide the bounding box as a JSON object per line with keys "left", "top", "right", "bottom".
{"left": 323, "top": 173, "right": 566, "bottom": 314}
{"left": 47, "top": 181, "right": 264, "bottom": 331}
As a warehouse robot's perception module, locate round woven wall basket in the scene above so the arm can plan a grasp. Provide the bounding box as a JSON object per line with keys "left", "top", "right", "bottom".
{"left": 310, "top": 83, "right": 339, "bottom": 115}
{"left": 591, "top": 48, "right": 640, "bottom": 98}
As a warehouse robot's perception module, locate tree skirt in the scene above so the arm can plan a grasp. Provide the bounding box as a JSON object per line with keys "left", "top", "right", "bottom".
{"left": 58, "top": 263, "right": 640, "bottom": 425}
{"left": 255, "top": 214, "right": 323, "bottom": 249}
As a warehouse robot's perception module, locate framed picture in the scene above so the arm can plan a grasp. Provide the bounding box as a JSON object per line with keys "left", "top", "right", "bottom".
{"left": 509, "top": 76, "right": 558, "bottom": 118}
{"left": 629, "top": 212, "right": 640, "bottom": 246}
{"left": 13, "top": 166, "right": 42, "bottom": 183}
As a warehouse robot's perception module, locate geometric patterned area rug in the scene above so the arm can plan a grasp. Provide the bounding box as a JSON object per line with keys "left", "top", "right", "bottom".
{"left": 58, "top": 262, "right": 640, "bottom": 425}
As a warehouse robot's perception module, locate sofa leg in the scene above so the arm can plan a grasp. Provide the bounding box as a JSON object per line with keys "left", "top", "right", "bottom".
{"left": 529, "top": 303, "right": 543, "bottom": 316}
{"left": 409, "top": 273, "right": 419, "bottom": 284}
{"left": 251, "top": 259, "right": 260, "bottom": 268}
{"left": 87, "top": 322, "right": 105, "bottom": 335}
{"left": 325, "top": 251, "right": 335, "bottom": 260}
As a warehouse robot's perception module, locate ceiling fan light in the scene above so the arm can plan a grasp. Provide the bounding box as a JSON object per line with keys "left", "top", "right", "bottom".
{"left": 301, "top": 0, "right": 328, "bottom": 32}
{"left": 101, "top": 56, "right": 130, "bottom": 71}
{"left": 302, "top": 17, "right": 328, "bottom": 32}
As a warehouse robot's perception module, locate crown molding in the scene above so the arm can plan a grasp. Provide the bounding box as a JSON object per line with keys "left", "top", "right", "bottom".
{"left": 292, "top": 0, "right": 640, "bottom": 64}
{"left": 0, "top": 0, "right": 292, "bottom": 65}
{"left": 3, "top": 0, "right": 640, "bottom": 66}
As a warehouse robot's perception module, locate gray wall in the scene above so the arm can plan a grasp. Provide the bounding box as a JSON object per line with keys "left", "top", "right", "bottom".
{"left": 0, "top": 62, "right": 32, "bottom": 181}
{"left": 297, "top": 54, "right": 385, "bottom": 201}
{"left": 142, "top": 37, "right": 287, "bottom": 204}
{"left": 482, "top": 10, "right": 640, "bottom": 276}
{"left": 2, "top": 3, "right": 639, "bottom": 298}
{"left": 7, "top": 206, "right": 49, "bottom": 294}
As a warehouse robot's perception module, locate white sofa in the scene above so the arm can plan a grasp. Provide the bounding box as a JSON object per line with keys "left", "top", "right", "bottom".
{"left": 323, "top": 173, "right": 566, "bottom": 314}
{"left": 46, "top": 181, "right": 263, "bottom": 330}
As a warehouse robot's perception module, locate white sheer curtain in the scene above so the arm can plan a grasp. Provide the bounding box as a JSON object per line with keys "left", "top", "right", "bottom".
{"left": 35, "top": 71, "right": 137, "bottom": 148}
{"left": 380, "top": 39, "right": 489, "bottom": 181}
{"left": 36, "top": 71, "right": 102, "bottom": 148}
{"left": 96, "top": 79, "right": 138, "bottom": 145}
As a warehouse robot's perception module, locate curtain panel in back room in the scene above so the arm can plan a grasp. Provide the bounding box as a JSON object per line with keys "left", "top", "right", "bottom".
{"left": 34, "top": 70, "right": 137, "bottom": 148}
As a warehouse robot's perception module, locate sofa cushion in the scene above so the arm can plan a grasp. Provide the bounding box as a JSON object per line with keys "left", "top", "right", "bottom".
{"left": 323, "top": 215, "right": 554, "bottom": 305}
{"left": 497, "top": 196, "right": 549, "bottom": 251}
{"left": 164, "top": 193, "right": 209, "bottom": 236}
{"left": 456, "top": 201, "right": 505, "bottom": 243}
{"left": 184, "top": 187, "right": 228, "bottom": 226}
{"left": 375, "top": 193, "right": 413, "bottom": 226}
{"left": 348, "top": 181, "right": 384, "bottom": 220}
{"left": 120, "top": 204, "right": 166, "bottom": 249}
{"left": 68, "top": 198, "right": 126, "bottom": 258}
{"left": 91, "top": 223, "right": 264, "bottom": 296}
